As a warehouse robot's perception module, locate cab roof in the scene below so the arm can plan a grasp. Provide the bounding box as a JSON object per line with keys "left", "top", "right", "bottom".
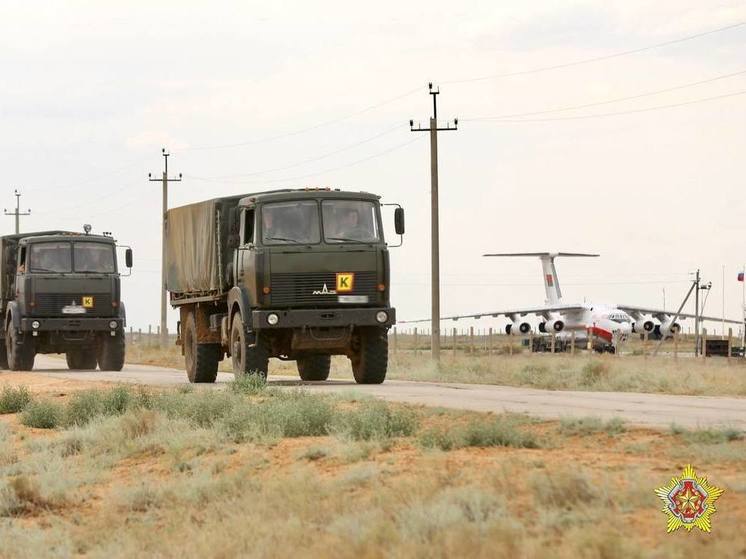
{"left": 238, "top": 188, "right": 380, "bottom": 207}
{"left": 9, "top": 231, "right": 116, "bottom": 244}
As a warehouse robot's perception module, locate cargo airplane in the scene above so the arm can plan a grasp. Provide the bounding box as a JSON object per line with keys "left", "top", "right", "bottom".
{"left": 402, "top": 253, "right": 740, "bottom": 351}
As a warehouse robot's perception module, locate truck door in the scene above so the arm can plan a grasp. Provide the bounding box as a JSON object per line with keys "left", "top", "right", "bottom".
{"left": 236, "top": 209, "right": 255, "bottom": 284}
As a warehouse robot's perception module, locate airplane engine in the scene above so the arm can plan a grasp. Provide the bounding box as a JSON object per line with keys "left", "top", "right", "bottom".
{"left": 546, "top": 319, "right": 565, "bottom": 333}
{"left": 506, "top": 320, "right": 532, "bottom": 335}
{"left": 538, "top": 322, "right": 547, "bottom": 333}
{"left": 656, "top": 320, "right": 682, "bottom": 338}
{"left": 632, "top": 318, "right": 655, "bottom": 334}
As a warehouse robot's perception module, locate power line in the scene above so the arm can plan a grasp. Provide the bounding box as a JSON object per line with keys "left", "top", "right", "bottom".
{"left": 183, "top": 87, "right": 421, "bottom": 152}
{"left": 464, "top": 68, "right": 746, "bottom": 121}
{"left": 191, "top": 136, "right": 423, "bottom": 186}
{"left": 184, "top": 122, "right": 405, "bottom": 182}
{"left": 466, "top": 88, "right": 746, "bottom": 123}
{"left": 443, "top": 21, "right": 746, "bottom": 85}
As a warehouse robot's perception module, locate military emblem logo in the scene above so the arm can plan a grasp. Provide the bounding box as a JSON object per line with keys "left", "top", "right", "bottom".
{"left": 655, "top": 464, "right": 724, "bottom": 533}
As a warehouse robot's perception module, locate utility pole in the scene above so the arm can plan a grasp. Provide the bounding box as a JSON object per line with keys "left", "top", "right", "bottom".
{"left": 410, "top": 83, "right": 458, "bottom": 363}
{"left": 694, "top": 269, "right": 700, "bottom": 356}
{"left": 148, "top": 148, "right": 182, "bottom": 347}
{"left": 4, "top": 190, "right": 31, "bottom": 234}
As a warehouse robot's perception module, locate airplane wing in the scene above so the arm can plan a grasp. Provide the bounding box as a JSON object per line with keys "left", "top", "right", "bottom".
{"left": 398, "top": 304, "right": 585, "bottom": 324}
{"left": 617, "top": 304, "right": 743, "bottom": 324}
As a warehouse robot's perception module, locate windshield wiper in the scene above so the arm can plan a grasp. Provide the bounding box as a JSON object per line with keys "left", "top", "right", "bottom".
{"left": 76, "top": 269, "right": 109, "bottom": 273}
{"left": 265, "top": 236, "right": 301, "bottom": 244}
{"left": 326, "top": 237, "right": 371, "bottom": 243}
{"left": 29, "top": 267, "right": 65, "bottom": 273}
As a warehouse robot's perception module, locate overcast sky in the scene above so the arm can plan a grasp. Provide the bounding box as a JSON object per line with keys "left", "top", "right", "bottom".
{"left": 2, "top": 1, "right": 746, "bottom": 334}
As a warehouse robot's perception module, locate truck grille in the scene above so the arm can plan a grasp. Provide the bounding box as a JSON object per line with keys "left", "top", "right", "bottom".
{"left": 270, "top": 272, "right": 378, "bottom": 306}
{"left": 33, "top": 293, "right": 114, "bottom": 317}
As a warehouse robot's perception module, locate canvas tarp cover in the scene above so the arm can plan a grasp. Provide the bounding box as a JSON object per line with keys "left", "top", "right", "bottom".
{"left": 166, "top": 200, "right": 220, "bottom": 294}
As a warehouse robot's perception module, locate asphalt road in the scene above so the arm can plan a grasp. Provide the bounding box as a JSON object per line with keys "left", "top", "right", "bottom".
{"left": 26, "top": 355, "right": 746, "bottom": 430}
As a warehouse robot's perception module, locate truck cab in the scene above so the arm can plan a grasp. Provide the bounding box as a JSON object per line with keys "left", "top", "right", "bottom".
{"left": 1, "top": 229, "right": 132, "bottom": 371}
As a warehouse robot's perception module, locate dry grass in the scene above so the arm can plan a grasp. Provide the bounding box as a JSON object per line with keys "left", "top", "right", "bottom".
{"left": 126, "top": 343, "right": 746, "bottom": 397}
{"left": 0, "top": 381, "right": 744, "bottom": 557}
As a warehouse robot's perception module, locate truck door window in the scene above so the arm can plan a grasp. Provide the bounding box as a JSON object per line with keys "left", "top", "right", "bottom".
{"left": 322, "top": 200, "right": 380, "bottom": 243}
{"left": 243, "top": 209, "right": 255, "bottom": 245}
{"left": 28, "top": 242, "right": 72, "bottom": 273}
{"left": 18, "top": 247, "right": 26, "bottom": 273}
{"left": 262, "top": 201, "right": 320, "bottom": 245}
{"left": 73, "top": 242, "right": 116, "bottom": 273}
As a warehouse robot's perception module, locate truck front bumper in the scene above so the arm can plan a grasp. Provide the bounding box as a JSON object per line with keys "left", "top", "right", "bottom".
{"left": 251, "top": 307, "right": 396, "bottom": 329}
{"left": 20, "top": 317, "right": 124, "bottom": 333}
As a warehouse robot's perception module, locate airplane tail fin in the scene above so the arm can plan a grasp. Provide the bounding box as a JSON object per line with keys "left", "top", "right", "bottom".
{"left": 483, "top": 252, "right": 599, "bottom": 305}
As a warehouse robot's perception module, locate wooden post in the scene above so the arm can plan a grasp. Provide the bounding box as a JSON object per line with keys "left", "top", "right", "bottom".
{"left": 673, "top": 331, "right": 678, "bottom": 360}
{"left": 452, "top": 328, "right": 456, "bottom": 360}
{"left": 488, "top": 327, "right": 493, "bottom": 355}
{"left": 550, "top": 332, "right": 556, "bottom": 353}
{"left": 528, "top": 331, "right": 534, "bottom": 355}
{"left": 148, "top": 324, "right": 152, "bottom": 347}
{"left": 587, "top": 327, "right": 592, "bottom": 351}
{"left": 137, "top": 328, "right": 142, "bottom": 345}
{"left": 643, "top": 331, "right": 648, "bottom": 358}
{"left": 414, "top": 328, "right": 418, "bottom": 356}
{"left": 702, "top": 327, "right": 707, "bottom": 358}
{"left": 728, "top": 327, "right": 733, "bottom": 364}
{"left": 570, "top": 331, "right": 576, "bottom": 355}
{"left": 469, "top": 327, "right": 474, "bottom": 354}
{"left": 393, "top": 327, "right": 398, "bottom": 356}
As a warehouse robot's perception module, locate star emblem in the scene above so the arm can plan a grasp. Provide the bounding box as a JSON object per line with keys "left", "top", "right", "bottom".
{"left": 655, "top": 464, "right": 724, "bottom": 533}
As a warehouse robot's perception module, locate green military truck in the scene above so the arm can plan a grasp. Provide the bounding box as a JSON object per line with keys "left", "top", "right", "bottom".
{"left": 0, "top": 228, "right": 132, "bottom": 371}
{"left": 166, "top": 188, "right": 404, "bottom": 384}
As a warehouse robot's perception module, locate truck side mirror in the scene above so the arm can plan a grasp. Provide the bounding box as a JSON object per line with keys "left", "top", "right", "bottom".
{"left": 394, "top": 207, "right": 405, "bottom": 235}
{"left": 125, "top": 248, "right": 133, "bottom": 268}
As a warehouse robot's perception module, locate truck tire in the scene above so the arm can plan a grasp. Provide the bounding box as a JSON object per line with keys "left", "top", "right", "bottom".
{"left": 6, "top": 324, "right": 35, "bottom": 371}
{"left": 97, "top": 334, "right": 125, "bottom": 371}
{"left": 66, "top": 350, "right": 97, "bottom": 370}
{"left": 0, "top": 343, "right": 8, "bottom": 370}
{"left": 183, "top": 312, "right": 219, "bottom": 383}
{"left": 230, "top": 314, "right": 269, "bottom": 378}
{"left": 297, "top": 355, "right": 331, "bottom": 381}
{"left": 350, "top": 327, "right": 388, "bottom": 384}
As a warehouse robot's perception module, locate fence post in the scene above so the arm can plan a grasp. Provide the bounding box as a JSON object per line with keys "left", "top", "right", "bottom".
{"left": 147, "top": 324, "right": 152, "bottom": 347}
{"left": 643, "top": 331, "right": 648, "bottom": 358}
{"left": 128, "top": 326, "right": 133, "bottom": 345}
{"left": 452, "top": 328, "right": 456, "bottom": 360}
{"left": 488, "top": 327, "right": 493, "bottom": 355}
{"left": 702, "top": 327, "right": 707, "bottom": 358}
{"left": 528, "top": 331, "right": 534, "bottom": 355}
{"left": 570, "top": 331, "right": 575, "bottom": 355}
{"left": 137, "top": 328, "right": 142, "bottom": 345}
{"left": 587, "top": 327, "right": 592, "bottom": 351}
{"left": 550, "top": 332, "right": 556, "bottom": 354}
{"left": 673, "top": 332, "right": 678, "bottom": 359}
{"left": 469, "top": 327, "right": 474, "bottom": 354}
{"left": 728, "top": 327, "right": 732, "bottom": 364}
{"left": 393, "top": 327, "right": 398, "bottom": 356}
{"left": 413, "top": 328, "right": 418, "bottom": 356}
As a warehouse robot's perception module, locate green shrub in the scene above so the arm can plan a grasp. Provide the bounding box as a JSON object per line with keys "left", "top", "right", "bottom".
{"left": 20, "top": 401, "right": 64, "bottom": 429}
{"left": 670, "top": 425, "right": 744, "bottom": 444}
{"left": 65, "top": 391, "right": 105, "bottom": 426}
{"left": 0, "top": 387, "right": 32, "bottom": 414}
{"left": 581, "top": 361, "right": 610, "bottom": 386}
{"left": 229, "top": 374, "right": 267, "bottom": 396}
{"left": 418, "top": 428, "right": 460, "bottom": 451}
{"left": 102, "top": 386, "right": 135, "bottom": 415}
{"left": 419, "top": 417, "right": 538, "bottom": 450}
{"left": 559, "top": 416, "right": 625, "bottom": 436}
{"left": 335, "top": 401, "right": 417, "bottom": 441}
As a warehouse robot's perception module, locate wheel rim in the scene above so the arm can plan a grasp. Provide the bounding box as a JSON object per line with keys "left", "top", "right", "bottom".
{"left": 6, "top": 326, "right": 14, "bottom": 366}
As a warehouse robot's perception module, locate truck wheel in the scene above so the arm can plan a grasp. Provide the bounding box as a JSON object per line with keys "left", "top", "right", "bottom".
{"left": 6, "top": 324, "right": 35, "bottom": 371}
{"left": 0, "top": 343, "right": 8, "bottom": 370}
{"left": 184, "top": 312, "right": 219, "bottom": 383}
{"left": 97, "top": 334, "right": 125, "bottom": 371}
{"left": 350, "top": 327, "right": 388, "bottom": 384}
{"left": 66, "top": 350, "right": 97, "bottom": 370}
{"left": 230, "top": 314, "right": 269, "bottom": 377}
{"left": 297, "top": 355, "right": 331, "bottom": 381}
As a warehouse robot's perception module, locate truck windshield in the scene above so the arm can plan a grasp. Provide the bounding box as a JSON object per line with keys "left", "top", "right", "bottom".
{"left": 73, "top": 242, "right": 116, "bottom": 273}
{"left": 262, "top": 201, "right": 320, "bottom": 245}
{"left": 28, "top": 242, "right": 72, "bottom": 273}
{"left": 322, "top": 200, "right": 380, "bottom": 243}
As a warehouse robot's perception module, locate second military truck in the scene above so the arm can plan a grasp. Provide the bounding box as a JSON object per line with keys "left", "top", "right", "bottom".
{"left": 166, "top": 188, "right": 404, "bottom": 384}
{"left": 0, "top": 228, "right": 132, "bottom": 371}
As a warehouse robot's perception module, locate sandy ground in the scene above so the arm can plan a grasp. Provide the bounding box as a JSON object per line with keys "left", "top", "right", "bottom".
{"left": 2, "top": 354, "right": 746, "bottom": 429}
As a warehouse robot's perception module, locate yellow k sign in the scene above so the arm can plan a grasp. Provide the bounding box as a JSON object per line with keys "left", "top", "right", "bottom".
{"left": 336, "top": 273, "right": 354, "bottom": 293}
{"left": 82, "top": 296, "right": 94, "bottom": 308}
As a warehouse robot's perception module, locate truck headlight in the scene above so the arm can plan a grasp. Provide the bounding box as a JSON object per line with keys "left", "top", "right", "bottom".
{"left": 267, "top": 313, "right": 279, "bottom": 326}
{"left": 375, "top": 311, "right": 388, "bottom": 324}
{"left": 109, "top": 320, "right": 118, "bottom": 329}
{"left": 31, "top": 320, "right": 40, "bottom": 329}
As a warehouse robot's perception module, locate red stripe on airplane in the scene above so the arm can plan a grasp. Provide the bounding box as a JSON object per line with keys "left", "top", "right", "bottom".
{"left": 589, "top": 326, "right": 613, "bottom": 342}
